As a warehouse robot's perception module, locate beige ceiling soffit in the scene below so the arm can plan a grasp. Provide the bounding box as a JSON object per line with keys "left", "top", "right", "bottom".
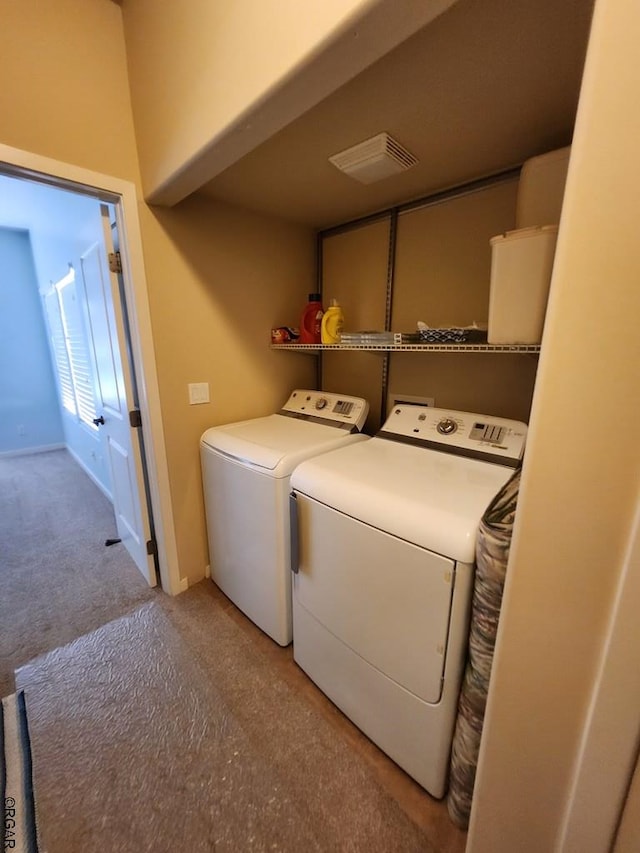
{"left": 146, "top": 0, "right": 458, "bottom": 206}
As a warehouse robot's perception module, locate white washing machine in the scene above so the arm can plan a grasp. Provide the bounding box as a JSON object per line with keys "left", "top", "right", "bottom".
{"left": 290, "top": 404, "right": 526, "bottom": 797}
{"left": 200, "top": 389, "right": 369, "bottom": 646}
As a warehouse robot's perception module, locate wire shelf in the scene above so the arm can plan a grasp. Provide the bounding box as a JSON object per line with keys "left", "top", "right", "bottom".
{"left": 270, "top": 343, "right": 541, "bottom": 354}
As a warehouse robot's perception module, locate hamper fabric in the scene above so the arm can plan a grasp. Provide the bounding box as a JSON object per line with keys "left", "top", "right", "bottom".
{"left": 446, "top": 467, "right": 522, "bottom": 828}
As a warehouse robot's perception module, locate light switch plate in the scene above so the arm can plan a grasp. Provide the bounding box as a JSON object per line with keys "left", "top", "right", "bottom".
{"left": 188, "top": 382, "right": 210, "bottom": 405}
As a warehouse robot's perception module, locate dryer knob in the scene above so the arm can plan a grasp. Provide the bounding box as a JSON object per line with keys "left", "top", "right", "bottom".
{"left": 315, "top": 397, "right": 328, "bottom": 410}
{"left": 437, "top": 417, "right": 458, "bottom": 436}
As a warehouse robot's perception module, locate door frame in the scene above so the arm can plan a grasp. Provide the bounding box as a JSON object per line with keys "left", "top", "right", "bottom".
{"left": 0, "top": 142, "right": 184, "bottom": 595}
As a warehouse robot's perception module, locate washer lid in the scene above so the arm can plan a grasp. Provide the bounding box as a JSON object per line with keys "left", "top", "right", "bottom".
{"left": 291, "top": 436, "right": 517, "bottom": 563}
{"left": 201, "top": 414, "right": 367, "bottom": 476}
{"left": 200, "top": 390, "right": 369, "bottom": 476}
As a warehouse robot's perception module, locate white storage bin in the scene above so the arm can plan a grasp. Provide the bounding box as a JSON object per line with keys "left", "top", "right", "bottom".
{"left": 516, "top": 146, "right": 570, "bottom": 228}
{"left": 488, "top": 225, "right": 558, "bottom": 345}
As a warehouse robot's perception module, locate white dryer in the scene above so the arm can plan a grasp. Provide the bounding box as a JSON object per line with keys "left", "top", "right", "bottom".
{"left": 290, "top": 404, "right": 526, "bottom": 797}
{"left": 200, "top": 389, "right": 369, "bottom": 646}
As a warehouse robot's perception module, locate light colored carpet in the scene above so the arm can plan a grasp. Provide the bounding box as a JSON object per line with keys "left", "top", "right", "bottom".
{"left": 0, "top": 449, "right": 156, "bottom": 697}
{"left": 3, "top": 448, "right": 467, "bottom": 852}
{"left": 17, "top": 599, "right": 436, "bottom": 853}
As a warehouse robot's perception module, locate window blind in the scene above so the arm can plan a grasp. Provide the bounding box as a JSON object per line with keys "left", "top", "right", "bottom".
{"left": 44, "top": 268, "right": 99, "bottom": 430}
{"left": 44, "top": 288, "right": 77, "bottom": 416}
{"left": 57, "top": 279, "right": 98, "bottom": 429}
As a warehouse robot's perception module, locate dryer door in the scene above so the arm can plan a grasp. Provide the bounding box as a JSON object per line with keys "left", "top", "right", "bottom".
{"left": 294, "top": 494, "right": 455, "bottom": 703}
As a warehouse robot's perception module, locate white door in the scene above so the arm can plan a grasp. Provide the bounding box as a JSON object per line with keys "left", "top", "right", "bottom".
{"left": 78, "top": 204, "right": 156, "bottom": 585}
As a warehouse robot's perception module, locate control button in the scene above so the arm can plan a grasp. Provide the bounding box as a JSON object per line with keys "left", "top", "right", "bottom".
{"left": 315, "top": 397, "right": 328, "bottom": 410}
{"left": 437, "top": 418, "right": 458, "bottom": 436}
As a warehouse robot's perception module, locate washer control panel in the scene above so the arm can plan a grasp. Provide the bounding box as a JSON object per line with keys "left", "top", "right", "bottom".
{"left": 282, "top": 390, "right": 369, "bottom": 431}
{"left": 381, "top": 405, "right": 527, "bottom": 463}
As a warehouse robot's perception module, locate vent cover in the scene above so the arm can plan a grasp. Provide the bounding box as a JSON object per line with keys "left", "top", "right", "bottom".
{"left": 329, "top": 133, "right": 418, "bottom": 184}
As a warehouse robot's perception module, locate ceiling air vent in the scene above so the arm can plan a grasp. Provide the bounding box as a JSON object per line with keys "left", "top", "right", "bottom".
{"left": 328, "top": 133, "right": 418, "bottom": 184}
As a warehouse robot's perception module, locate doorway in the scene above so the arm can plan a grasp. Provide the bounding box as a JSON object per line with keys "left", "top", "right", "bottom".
{"left": 0, "top": 142, "right": 180, "bottom": 595}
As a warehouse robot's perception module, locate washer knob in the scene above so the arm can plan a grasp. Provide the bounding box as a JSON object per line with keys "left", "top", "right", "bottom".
{"left": 315, "top": 397, "right": 328, "bottom": 410}
{"left": 437, "top": 417, "right": 458, "bottom": 436}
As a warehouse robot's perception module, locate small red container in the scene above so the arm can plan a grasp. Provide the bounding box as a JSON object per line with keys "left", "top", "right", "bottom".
{"left": 271, "top": 327, "right": 299, "bottom": 344}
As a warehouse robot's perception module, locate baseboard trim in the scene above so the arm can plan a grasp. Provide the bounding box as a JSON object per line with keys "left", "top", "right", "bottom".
{"left": 0, "top": 443, "right": 65, "bottom": 458}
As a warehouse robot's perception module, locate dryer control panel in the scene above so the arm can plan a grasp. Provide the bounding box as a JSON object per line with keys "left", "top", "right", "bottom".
{"left": 281, "top": 390, "right": 369, "bottom": 431}
{"left": 380, "top": 405, "right": 527, "bottom": 464}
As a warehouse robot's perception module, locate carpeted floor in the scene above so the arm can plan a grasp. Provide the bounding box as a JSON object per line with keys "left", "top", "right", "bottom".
{"left": 0, "top": 449, "right": 157, "bottom": 697}
{"left": 2, "top": 449, "right": 467, "bottom": 852}
{"left": 18, "top": 600, "right": 437, "bottom": 852}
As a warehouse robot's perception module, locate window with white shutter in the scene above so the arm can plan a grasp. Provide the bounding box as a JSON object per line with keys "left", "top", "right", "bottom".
{"left": 44, "top": 284, "right": 76, "bottom": 416}
{"left": 45, "top": 267, "right": 99, "bottom": 430}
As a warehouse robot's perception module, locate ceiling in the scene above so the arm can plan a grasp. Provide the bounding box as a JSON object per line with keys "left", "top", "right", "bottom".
{"left": 195, "top": 0, "right": 594, "bottom": 230}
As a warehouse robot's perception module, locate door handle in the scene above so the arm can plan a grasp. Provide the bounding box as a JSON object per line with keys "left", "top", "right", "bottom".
{"left": 93, "top": 416, "right": 105, "bottom": 426}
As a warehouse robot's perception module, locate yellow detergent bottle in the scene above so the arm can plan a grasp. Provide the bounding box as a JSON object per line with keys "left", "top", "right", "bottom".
{"left": 321, "top": 298, "right": 344, "bottom": 344}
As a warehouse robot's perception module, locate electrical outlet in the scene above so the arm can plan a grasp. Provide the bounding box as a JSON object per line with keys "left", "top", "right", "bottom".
{"left": 17, "top": 424, "right": 25, "bottom": 436}
{"left": 188, "top": 382, "right": 210, "bottom": 405}
{"left": 388, "top": 394, "right": 435, "bottom": 415}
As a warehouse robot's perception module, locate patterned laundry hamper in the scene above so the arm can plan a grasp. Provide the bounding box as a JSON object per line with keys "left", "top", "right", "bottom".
{"left": 447, "top": 468, "right": 522, "bottom": 828}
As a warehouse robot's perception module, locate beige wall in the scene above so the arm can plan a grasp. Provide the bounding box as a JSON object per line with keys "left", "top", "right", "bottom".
{"left": 559, "top": 500, "right": 640, "bottom": 851}
{"left": 0, "top": 0, "right": 316, "bottom": 587}
{"left": 6, "top": 6, "right": 640, "bottom": 842}
{"left": 616, "top": 750, "right": 640, "bottom": 852}
{"left": 390, "top": 180, "right": 536, "bottom": 424}
{"left": 320, "top": 178, "right": 537, "bottom": 430}
{"left": 0, "top": 0, "right": 141, "bottom": 185}
{"left": 468, "top": 0, "right": 640, "bottom": 849}
{"left": 139, "top": 196, "right": 315, "bottom": 582}
{"left": 321, "top": 219, "right": 390, "bottom": 431}
{"left": 120, "top": 0, "right": 457, "bottom": 203}
{"left": 393, "top": 182, "right": 518, "bottom": 329}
